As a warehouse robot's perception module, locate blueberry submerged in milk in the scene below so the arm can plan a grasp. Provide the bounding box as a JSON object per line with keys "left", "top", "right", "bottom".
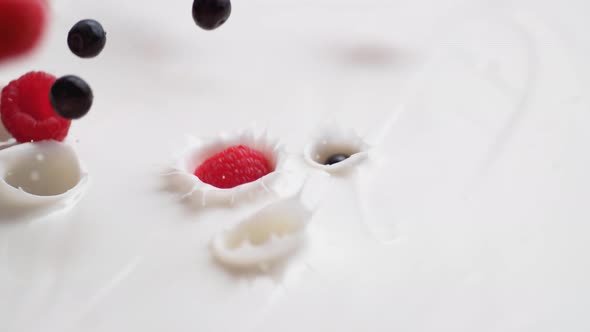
{"left": 67, "top": 19, "right": 106, "bottom": 58}
{"left": 192, "top": 0, "right": 231, "bottom": 30}
{"left": 50, "top": 75, "right": 93, "bottom": 120}
{"left": 324, "top": 153, "right": 350, "bottom": 165}
{"left": 304, "top": 123, "right": 371, "bottom": 173}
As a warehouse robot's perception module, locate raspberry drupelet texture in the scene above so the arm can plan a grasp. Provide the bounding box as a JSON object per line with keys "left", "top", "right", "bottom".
{"left": 195, "top": 145, "right": 273, "bottom": 189}
{"left": 1, "top": 71, "right": 71, "bottom": 142}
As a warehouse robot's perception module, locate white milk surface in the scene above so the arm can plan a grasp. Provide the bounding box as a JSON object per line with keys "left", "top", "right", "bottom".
{"left": 1, "top": 0, "right": 589, "bottom": 331}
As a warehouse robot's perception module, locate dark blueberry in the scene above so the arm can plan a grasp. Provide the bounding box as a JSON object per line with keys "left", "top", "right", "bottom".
{"left": 67, "top": 19, "right": 106, "bottom": 58}
{"left": 49, "top": 76, "right": 93, "bottom": 120}
{"left": 324, "top": 153, "right": 350, "bottom": 165}
{"left": 192, "top": 0, "right": 231, "bottom": 30}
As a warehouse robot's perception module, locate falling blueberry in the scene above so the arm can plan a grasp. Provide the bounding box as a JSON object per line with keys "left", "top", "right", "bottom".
{"left": 192, "top": 0, "right": 231, "bottom": 30}
{"left": 67, "top": 19, "right": 106, "bottom": 58}
{"left": 49, "top": 75, "right": 93, "bottom": 120}
{"left": 324, "top": 153, "right": 350, "bottom": 165}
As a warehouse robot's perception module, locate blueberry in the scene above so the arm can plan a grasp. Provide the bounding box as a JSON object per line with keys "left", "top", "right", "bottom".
{"left": 49, "top": 76, "right": 93, "bottom": 120}
{"left": 68, "top": 19, "right": 106, "bottom": 58}
{"left": 192, "top": 0, "right": 231, "bottom": 30}
{"left": 324, "top": 153, "right": 350, "bottom": 165}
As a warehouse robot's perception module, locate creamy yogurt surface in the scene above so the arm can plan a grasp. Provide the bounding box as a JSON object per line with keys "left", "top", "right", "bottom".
{"left": 1, "top": 0, "right": 590, "bottom": 331}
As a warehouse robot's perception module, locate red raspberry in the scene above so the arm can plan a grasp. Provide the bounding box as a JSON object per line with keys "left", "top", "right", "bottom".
{"left": 195, "top": 145, "right": 273, "bottom": 189}
{"left": 0, "top": 0, "right": 48, "bottom": 62}
{"left": 1, "top": 71, "right": 71, "bottom": 143}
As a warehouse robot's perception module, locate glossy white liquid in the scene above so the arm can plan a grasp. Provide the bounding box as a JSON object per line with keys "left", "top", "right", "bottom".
{"left": 0, "top": 0, "right": 589, "bottom": 331}
{"left": 0, "top": 141, "right": 88, "bottom": 221}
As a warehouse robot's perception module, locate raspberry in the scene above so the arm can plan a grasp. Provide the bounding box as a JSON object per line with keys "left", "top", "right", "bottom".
{"left": 0, "top": 71, "right": 71, "bottom": 143}
{"left": 0, "top": 0, "right": 48, "bottom": 62}
{"left": 195, "top": 145, "right": 273, "bottom": 189}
